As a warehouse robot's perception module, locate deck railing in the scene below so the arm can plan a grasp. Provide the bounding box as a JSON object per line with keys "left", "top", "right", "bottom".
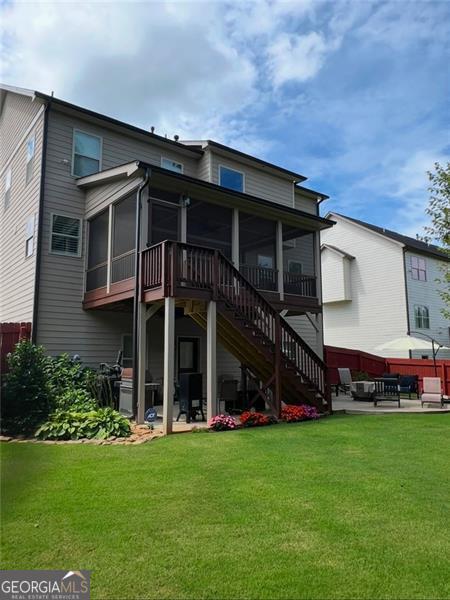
{"left": 283, "top": 271, "right": 316, "bottom": 297}
{"left": 239, "top": 264, "right": 278, "bottom": 292}
{"left": 141, "top": 241, "right": 327, "bottom": 402}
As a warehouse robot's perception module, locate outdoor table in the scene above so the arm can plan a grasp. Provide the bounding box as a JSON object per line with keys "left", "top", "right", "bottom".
{"left": 350, "top": 381, "right": 375, "bottom": 400}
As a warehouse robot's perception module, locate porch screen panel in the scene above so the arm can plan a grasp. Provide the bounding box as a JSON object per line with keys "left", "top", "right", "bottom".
{"left": 150, "top": 203, "right": 179, "bottom": 245}
{"left": 112, "top": 194, "right": 136, "bottom": 282}
{"left": 282, "top": 225, "right": 316, "bottom": 296}
{"left": 86, "top": 210, "right": 109, "bottom": 290}
{"left": 187, "top": 199, "right": 232, "bottom": 259}
{"left": 239, "top": 213, "right": 277, "bottom": 291}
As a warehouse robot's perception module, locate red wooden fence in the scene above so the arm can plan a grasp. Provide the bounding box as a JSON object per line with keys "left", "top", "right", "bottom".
{"left": 0, "top": 322, "right": 32, "bottom": 374}
{"left": 325, "top": 345, "right": 450, "bottom": 395}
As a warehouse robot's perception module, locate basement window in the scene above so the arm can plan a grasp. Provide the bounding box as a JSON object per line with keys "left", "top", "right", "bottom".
{"left": 72, "top": 130, "right": 102, "bottom": 177}
{"left": 50, "top": 214, "right": 82, "bottom": 256}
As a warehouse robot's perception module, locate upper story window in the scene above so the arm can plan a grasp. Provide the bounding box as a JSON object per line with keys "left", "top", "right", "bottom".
{"left": 50, "top": 214, "right": 82, "bottom": 256}
{"left": 411, "top": 255, "right": 426, "bottom": 281}
{"left": 4, "top": 168, "right": 11, "bottom": 209}
{"left": 72, "top": 130, "right": 102, "bottom": 177}
{"left": 414, "top": 305, "right": 430, "bottom": 329}
{"left": 219, "top": 165, "right": 244, "bottom": 192}
{"left": 26, "top": 135, "right": 35, "bottom": 184}
{"left": 161, "top": 157, "right": 183, "bottom": 174}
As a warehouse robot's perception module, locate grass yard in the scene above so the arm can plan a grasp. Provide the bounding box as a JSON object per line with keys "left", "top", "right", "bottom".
{"left": 1, "top": 414, "right": 450, "bottom": 599}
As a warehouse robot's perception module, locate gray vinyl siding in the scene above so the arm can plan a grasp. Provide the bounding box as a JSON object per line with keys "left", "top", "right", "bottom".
{"left": 285, "top": 315, "right": 323, "bottom": 358}
{"left": 196, "top": 151, "right": 211, "bottom": 182}
{"left": 0, "top": 92, "right": 44, "bottom": 170}
{"left": 210, "top": 153, "right": 294, "bottom": 208}
{"left": 85, "top": 178, "right": 141, "bottom": 218}
{"left": 294, "top": 190, "right": 317, "bottom": 215}
{"left": 0, "top": 93, "right": 44, "bottom": 322}
{"left": 405, "top": 251, "right": 450, "bottom": 359}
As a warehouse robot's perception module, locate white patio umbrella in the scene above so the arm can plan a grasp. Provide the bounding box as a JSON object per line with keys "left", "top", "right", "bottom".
{"left": 375, "top": 335, "right": 450, "bottom": 375}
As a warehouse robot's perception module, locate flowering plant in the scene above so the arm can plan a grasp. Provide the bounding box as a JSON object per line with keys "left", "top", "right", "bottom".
{"left": 240, "top": 411, "right": 277, "bottom": 427}
{"left": 280, "top": 404, "right": 320, "bottom": 423}
{"left": 208, "top": 414, "right": 237, "bottom": 431}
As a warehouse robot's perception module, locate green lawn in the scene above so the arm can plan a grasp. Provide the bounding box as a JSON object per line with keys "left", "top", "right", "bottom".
{"left": 1, "top": 414, "right": 450, "bottom": 599}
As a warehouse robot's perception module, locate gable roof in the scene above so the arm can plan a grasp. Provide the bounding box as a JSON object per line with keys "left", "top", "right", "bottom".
{"left": 328, "top": 212, "right": 448, "bottom": 261}
{"left": 321, "top": 244, "right": 355, "bottom": 260}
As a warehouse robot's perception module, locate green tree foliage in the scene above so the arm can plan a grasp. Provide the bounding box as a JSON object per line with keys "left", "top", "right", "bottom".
{"left": 422, "top": 162, "right": 450, "bottom": 319}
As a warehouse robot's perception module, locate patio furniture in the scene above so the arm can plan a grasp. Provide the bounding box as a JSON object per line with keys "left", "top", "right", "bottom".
{"left": 177, "top": 372, "right": 205, "bottom": 423}
{"left": 350, "top": 381, "right": 375, "bottom": 400}
{"left": 421, "top": 377, "right": 445, "bottom": 408}
{"left": 399, "top": 375, "right": 419, "bottom": 398}
{"left": 218, "top": 378, "right": 239, "bottom": 414}
{"left": 336, "top": 368, "right": 352, "bottom": 395}
{"left": 373, "top": 378, "right": 401, "bottom": 407}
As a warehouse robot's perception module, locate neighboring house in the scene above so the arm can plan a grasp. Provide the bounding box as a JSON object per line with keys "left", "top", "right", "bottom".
{"left": 0, "top": 83, "right": 333, "bottom": 431}
{"left": 321, "top": 213, "right": 450, "bottom": 359}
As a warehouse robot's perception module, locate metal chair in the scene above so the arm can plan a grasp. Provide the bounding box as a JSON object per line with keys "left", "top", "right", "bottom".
{"left": 218, "top": 378, "right": 239, "bottom": 414}
{"left": 373, "top": 379, "right": 401, "bottom": 407}
{"left": 336, "top": 368, "right": 352, "bottom": 395}
{"left": 399, "top": 375, "right": 419, "bottom": 398}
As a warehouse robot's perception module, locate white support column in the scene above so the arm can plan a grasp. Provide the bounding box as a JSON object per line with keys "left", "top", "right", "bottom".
{"left": 136, "top": 302, "right": 147, "bottom": 424}
{"left": 207, "top": 300, "right": 217, "bottom": 420}
{"left": 276, "top": 220, "right": 284, "bottom": 301}
{"left": 232, "top": 208, "right": 239, "bottom": 267}
{"left": 162, "top": 296, "right": 175, "bottom": 435}
{"left": 106, "top": 204, "right": 113, "bottom": 293}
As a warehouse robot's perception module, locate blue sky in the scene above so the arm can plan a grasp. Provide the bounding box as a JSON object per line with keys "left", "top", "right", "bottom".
{"left": 1, "top": 0, "right": 448, "bottom": 236}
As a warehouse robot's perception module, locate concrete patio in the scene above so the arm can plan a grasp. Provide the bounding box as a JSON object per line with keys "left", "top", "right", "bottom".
{"left": 332, "top": 393, "right": 450, "bottom": 414}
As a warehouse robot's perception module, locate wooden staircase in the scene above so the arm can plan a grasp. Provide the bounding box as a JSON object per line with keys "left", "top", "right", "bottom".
{"left": 142, "top": 241, "right": 330, "bottom": 414}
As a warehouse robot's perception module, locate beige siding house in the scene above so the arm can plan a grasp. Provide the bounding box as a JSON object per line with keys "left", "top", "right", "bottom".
{"left": 0, "top": 83, "right": 333, "bottom": 432}
{"left": 321, "top": 213, "right": 450, "bottom": 359}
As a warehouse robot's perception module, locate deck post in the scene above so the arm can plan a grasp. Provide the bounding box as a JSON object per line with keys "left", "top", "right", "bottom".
{"left": 207, "top": 300, "right": 217, "bottom": 421}
{"left": 163, "top": 296, "right": 175, "bottom": 435}
{"left": 136, "top": 301, "right": 147, "bottom": 424}
{"left": 274, "top": 313, "right": 282, "bottom": 418}
{"left": 276, "top": 220, "right": 284, "bottom": 301}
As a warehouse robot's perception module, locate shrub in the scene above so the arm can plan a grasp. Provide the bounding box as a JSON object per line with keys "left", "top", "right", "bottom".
{"left": 55, "top": 389, "right": 97, "bottom": 412}
{"left": 281, "top": 404, "right": 320, "bottom": 423}
{"left": 36, "top": 407, "right": 131, "bottom": 440}
{"left": 351, "top": 370, "right": 371, "bottom": 382}
{"left": 47, "top": 353, "right": 95, "bottom": 398}
{"left": 1, "top": 340, "right": 52, "bottom": 434}
{"left": 208, "top": 414, "right": 237, "bottom": 431}
{"left": 240, "top": 411, "right": 276, "bottom": 427}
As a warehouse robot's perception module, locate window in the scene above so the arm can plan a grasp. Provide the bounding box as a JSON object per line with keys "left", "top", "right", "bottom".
{"left": 122, "top": 334, "right": 133, "bottom": 368}
{"left": 50, "top": 214, "right": 81, "bottom": 256}
{"left": 414, "top": 305, "right": 430, "bottom": 329}
{"left": 411, "top": 256, "right": 426, "bottom": 281}
{"left": 219, "top": 165, "right": 244, "bottom": 192}
{"left": 4, "top": 168, "right": 11, "bottom": 209}
{"left": 161, "top": 157, "right": 183, "bottom": 174}
{"left": 26, "top": 135, "right": 35, "bottom": 184}
{"left": 288, "top": 260, "right": 303, "bottom": 274}
{"left": 72, "top": 130, "right": 102, "bottom": 177}
{"left": 258, "top": 255, "right": 273, "bottom": 269}
{"left": 25, "top": 214, "right": 35, "bottom": 257}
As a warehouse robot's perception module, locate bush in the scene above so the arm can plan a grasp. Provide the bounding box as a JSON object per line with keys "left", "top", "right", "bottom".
{"left": 280, "top": 404, "right": 320, "bottom": 423}
{"left": 55, "top": 389, "right": 97, "bottom": 412}
{"left": 36, "top": 407, "right": 131, "bottom": 440}
{"left": 208, "top": 414, "right": 237, "bottom": 431}
{"left": 1, "top": 341, "right": 52, "bottom": 434}
{"left": 47, "top": 354, "right": 96, "bottom": 398}
{"left": 240, "top": 411, "right": 277, "bottom": 427}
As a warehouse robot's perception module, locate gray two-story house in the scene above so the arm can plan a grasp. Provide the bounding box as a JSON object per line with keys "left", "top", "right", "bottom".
{"left": 0, "top": 83, "right": 333, "bottom": 432}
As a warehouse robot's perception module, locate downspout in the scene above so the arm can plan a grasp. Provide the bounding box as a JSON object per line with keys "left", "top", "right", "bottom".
{"left": 31, "top": 99, "right": 51, "bottom": 344}
{"left": 402, "top": 248, "right": 412, "bottom": 358}
{"left": 132, "top": 167, "right": 151, "bottom": 418}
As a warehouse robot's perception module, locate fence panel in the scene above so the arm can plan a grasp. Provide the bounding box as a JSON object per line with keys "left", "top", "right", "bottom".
{"left": 0, "top": 322, "right": 32, "bottom": 374}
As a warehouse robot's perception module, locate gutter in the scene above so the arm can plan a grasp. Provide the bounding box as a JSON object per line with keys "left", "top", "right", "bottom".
{"left": 31, "top": 99, "right": 51, "bottom": 344}
{"left": 131, "top": 167, "right": 151, "bottom": 418}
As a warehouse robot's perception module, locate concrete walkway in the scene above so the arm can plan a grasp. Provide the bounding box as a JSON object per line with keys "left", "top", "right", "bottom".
{"left": 332, "top": 393, "right": 450, "bottom": 415}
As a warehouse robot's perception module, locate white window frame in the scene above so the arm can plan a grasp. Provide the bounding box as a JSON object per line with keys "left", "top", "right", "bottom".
{"left": 4, "top": 168, "right": 12, "bottom": 209}
{"left": 49, "top": 212, "right": 82, "bottom": 257}
{"left": 161, "top": 157, "right": 184, "bottom": 174}
{"left": 26, "top": 135, "right": 35, "bottom": 184}
{"left": 25, "top": 214, "right": 35, "bottom": 258}
{"left": 218, "top": 164, "right": 245, "bottom": 193}
{"left": 414, "top": 305, "right": 430, "bottom": 329}
{"left": 122, "top": 333, "right": 133, "bottom": 368}
{"left": 71, "top": 129, "right": 103, "bottom": 178}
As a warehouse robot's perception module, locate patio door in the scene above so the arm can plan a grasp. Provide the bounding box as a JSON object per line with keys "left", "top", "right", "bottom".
{"left": 178, "top": 337, "right": 200, "bottom": 375}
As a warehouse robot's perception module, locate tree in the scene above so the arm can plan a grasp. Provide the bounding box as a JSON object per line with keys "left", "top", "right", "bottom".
{"left": 421, "top": 162, "right": 450, "bottom": 320}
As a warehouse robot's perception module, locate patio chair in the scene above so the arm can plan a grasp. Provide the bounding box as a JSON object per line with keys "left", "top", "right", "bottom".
{"left": 373, "top": 379, "right": 401, "bottom": 407}
{"left": 399, "top": 375, "right": 419, "bottom": 398}
{"left": 336, "top": 368, "right": 352, "bottom": 396}
{"left": 421, "top": 377, "right": 445, "bottom": 408}
{"left": 218, "top": 378, "right": 239, "bottom": 414}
